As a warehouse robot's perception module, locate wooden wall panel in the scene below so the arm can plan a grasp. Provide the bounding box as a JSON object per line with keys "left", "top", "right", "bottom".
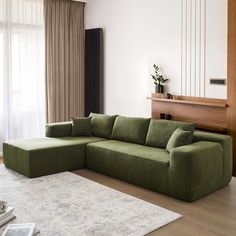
{"left": 227, "top": 0, "right": 236, "bottom": 176}
{"left": 152, "top": 101, "right": 226, "bottom": 131}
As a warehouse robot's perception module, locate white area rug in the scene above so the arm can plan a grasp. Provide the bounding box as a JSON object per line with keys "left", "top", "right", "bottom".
{"left": 0, "top": 165, "right": 181, "bottom": 235}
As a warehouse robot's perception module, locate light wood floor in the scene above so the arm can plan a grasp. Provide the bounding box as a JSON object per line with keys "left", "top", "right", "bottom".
{"left": 1, "top": 156, "right": 235, "bottom": 235}
{"left": 73, "top": 169, "right": 236, "bottom": 236}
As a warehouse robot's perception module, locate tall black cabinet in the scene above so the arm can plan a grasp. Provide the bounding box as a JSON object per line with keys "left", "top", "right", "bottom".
{"left": 85, "top": 28, "right": 104, "bottom": 116}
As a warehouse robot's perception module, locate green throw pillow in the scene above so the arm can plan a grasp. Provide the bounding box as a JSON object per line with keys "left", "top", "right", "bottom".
{"left": 166, "top": 128, "right": 193, "bottom": 152}
{"left": 46, "top": 121, "right": 72, "bottom": 137}
{"left": 71, "top": 117, "right": 92, "bottom": 136}
{"left": 145, "top": 119, "right": 195, "bottom": 148}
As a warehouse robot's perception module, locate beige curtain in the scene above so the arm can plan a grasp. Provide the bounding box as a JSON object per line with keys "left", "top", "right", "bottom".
{"left": 44, "top": 0, "right": 85, "bottom": 122}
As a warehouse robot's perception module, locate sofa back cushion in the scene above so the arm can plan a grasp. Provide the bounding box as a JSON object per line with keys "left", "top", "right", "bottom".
{"left": 89, "top": 113, "right": 117, "bottom": 139}
{"left": 145, "top": 119, "right": 195, "bottom": 148}
{"left": 111, "top": 116, "right": 151, "bottom": 145}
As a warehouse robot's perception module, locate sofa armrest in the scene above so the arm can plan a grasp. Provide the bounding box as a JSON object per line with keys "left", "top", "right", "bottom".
{"left": 45, "top": 121, "right": 72, "bottom": 137}
{"left": 169, "top": 141, "right": 224, "bottom": 201}
{"left": 193, "top": 131, "right": 232, "bottom": 185}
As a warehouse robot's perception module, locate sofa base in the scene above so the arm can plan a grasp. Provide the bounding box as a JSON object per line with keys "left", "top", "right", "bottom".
{"left": 2, "top": 129, "right": 232, "bottom": 202}
{"left": 86, "top": 140, "right": 228, "bottom": 202}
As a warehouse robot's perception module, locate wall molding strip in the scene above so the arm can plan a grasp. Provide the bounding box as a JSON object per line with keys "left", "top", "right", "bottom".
{"left": 181, "top": 0, "right": 206, "bottom": 97}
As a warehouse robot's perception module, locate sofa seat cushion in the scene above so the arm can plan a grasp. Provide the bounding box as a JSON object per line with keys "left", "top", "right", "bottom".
{"left": 86, "top": 140, "right": 170, "bottom": 193}
{"left": 111, "top": 116, "right": 151, "bottom": 145}
{"left": 146, "top": 119, "right": 195, "bottom": 149}
{"left": 3, "top": 137, "right": 105, "bottom": 178}
{"left": 88, "top": 140, "right": 170, "bottom": 164}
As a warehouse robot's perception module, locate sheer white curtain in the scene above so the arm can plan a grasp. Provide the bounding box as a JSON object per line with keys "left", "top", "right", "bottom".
{"left": 0, "top": 0, "right": 45, "bottom": 152}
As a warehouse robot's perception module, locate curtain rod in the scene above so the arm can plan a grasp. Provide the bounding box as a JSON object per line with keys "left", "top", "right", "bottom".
{"left": 73, "top": 0, "right": 87, "bottom": 2}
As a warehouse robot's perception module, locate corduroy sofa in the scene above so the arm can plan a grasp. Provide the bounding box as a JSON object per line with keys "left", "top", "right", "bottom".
{"left": 3, "top": 113, "right": 232, "bottom": 201}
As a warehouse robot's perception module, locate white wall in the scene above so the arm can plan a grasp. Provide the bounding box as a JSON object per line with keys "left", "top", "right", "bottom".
{"left": 205, "top": 0, "right": 227, "bottom": 98}
{"left": 85, "top": 0, "right": 227, "bottom": 117}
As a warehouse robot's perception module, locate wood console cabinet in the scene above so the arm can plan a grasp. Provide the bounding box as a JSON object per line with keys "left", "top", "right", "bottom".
{"left": 147, "top": 94, "right": 227, "bottom": 133}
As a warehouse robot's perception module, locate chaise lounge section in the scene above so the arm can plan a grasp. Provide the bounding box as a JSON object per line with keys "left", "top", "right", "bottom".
{"left": 3, "top": 113, "right": 232, "bottom": 201}
{"left": 3, "top": 136, "right": 105, "bottom": 178}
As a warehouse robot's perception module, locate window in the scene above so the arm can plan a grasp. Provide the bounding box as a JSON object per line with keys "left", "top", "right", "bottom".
{"left": 0, "top": 0, "right": 45, "bottom": 152}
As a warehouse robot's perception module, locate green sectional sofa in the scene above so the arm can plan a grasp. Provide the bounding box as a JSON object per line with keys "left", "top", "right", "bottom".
{"left": 3, "top": 113, "right": 232, "bottom": 202}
